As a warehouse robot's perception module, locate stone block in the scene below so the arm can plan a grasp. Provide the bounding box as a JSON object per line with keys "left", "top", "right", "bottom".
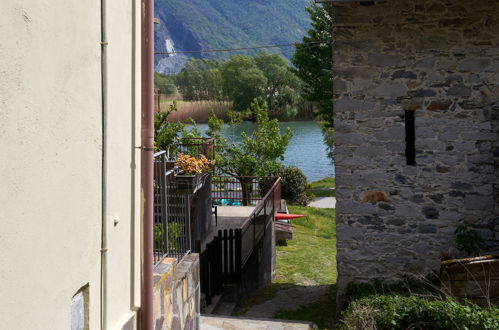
{"left": 337, "top": 225, "right": 367, "bottom": 240}
{"left": 386, "top": 218, "right": 406, "bottom": 226}
{"left": 337, "top": 66, "right": 379, "bottom": 80}
{"left": 461, "top": 132, "right": 497, "bottom": 141}
{"left": 374, "top": 126, "right": 405, "bottom": 141}
{"left": 423, "top": 207, "right": 439, "bottom": 219}
{"left": 465, "top": 194, "right": 494, "bottom": 210}
{"left": 427, "top": 99, "right": 453, "bottom": 111}
{"left": 458, "top": 58, "right": 491, "bottom": 72}
{"left": 335, "top": 98, "right": 376, "bottom": 111}
{"left": 392, "top": 70, "right": 418, "bottom": 79}
{"left": 413, "top": 242, "right": 429, "bottom": 254}
{"left": 335, "top": 132, "right": 365, "bottom": 145}
{"left": 419, "top": 224, "right": 437, "bottom": 233}
{"left": 337, "top": 201, "right": 378, "bottom": 214}
{"left": 408, "top": 89, "right": 437, "bottom": 97}
{"left": 333, "top": 79, "right": 348, "bottom": 93}
{"left": 401, "top": 98, "right": 423, "bottom": 111}
{"left": 447, "top": 84, "right": 472, "bottom": 97}
{"left": 445, "top": 74, "right": 464, "bottom": 83}
{"left": 370, "top": 82, "right": 408, "bottom": 97}
{"left": 368, "top": 53, "right": 403, "bottom": 67}
{"left": 415, "top": 58, "right": 435, "bottom": 69}
{"left": 378, "top": 202, "right": 395, "bottom": 211}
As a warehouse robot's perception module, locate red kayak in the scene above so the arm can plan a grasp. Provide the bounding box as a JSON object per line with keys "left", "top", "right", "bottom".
{"left": 275, "top": 213, "right": 305, "bottom": 220}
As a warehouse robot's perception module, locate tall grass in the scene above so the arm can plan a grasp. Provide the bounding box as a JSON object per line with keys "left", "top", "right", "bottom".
{"left": 158, "top": 98, "right": 231, "bottom": 123}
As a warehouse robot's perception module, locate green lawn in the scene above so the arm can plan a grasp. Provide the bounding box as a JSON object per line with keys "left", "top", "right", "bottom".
{"left": 307, "top": 177, "right": 336, "bottom": 198}
{"left": 235, "top": 206, "right": 337, "bottom": 328}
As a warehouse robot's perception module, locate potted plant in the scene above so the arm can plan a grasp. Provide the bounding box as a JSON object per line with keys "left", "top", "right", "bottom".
{"left": 175, "top": 153, "right": 215, "bottom": 194}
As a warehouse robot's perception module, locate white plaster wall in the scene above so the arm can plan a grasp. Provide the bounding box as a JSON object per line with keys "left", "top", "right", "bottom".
{"left": 0, "top": 1, "right": 141, "bottom": 329}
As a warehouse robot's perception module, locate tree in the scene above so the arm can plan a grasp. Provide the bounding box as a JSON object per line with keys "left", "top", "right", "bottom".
{"left": 154, "top": 103, "right": 185, "bottom": 154}
{"left": 154, "top": 103, "right": 201, "bottom": 157}
{"left": 175, "top": 58, "right": 224, "bottom": 102}
{"left": 154, "top": 72, "right": 177, "bottom": 95}
{"left": 254, "top": 53, "right": 302, "bottom": 119}
{"left": 220, "top": 55, "right": 268, "bottom": 111}
{"left": 208, "top": 100, "right": 293, "bottom": 204}
{"left": 292, "top": 2, "right": 332, "bottom": 127}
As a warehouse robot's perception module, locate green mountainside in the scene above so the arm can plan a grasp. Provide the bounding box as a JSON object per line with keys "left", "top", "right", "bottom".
{"left": 154, "top": 0, "right": 311, "bottom": 73}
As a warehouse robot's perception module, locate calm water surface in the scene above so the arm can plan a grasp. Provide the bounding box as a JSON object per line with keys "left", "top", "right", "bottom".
{"left": 193, "top": 121, "right": 334, "bottom": 182}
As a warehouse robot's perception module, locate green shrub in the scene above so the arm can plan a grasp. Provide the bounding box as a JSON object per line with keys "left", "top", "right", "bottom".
{"left": 341, "top": 295, "right": 499, "bottom": 330}
{"left": 344, "top": 277, "right": 439, "bottom": 304}
{"left": 455, "top": 224, "right": 485, "bottom": 256}
{"left": 260, "top": 165, "right": 310, "bottom": 205}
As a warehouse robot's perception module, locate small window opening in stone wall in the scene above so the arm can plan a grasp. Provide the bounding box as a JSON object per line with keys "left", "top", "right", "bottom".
{"left": 405, "top": 110, "right": 416, "bottom": 165}
{"left": 71, "top": 284, "right": 90, "bottom": 330}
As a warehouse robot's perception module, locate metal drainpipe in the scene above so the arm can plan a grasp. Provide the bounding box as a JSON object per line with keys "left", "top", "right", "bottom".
{"left": 100, "top": 0, "right": 109, "bottom": 328}
{"left": 140, "top": 0, "right": 154, "bottom": 327}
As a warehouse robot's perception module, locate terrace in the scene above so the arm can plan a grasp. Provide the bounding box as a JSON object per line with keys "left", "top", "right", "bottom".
{"left": 153, "top": 138, "right": 282, "bottom": 304}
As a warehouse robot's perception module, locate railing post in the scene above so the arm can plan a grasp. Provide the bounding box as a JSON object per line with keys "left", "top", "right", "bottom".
{"left": 235, "top": 229, "right": 242, "bottom": 280}
{"left": 162, "top": 159, "right": 169, "bottom": 258}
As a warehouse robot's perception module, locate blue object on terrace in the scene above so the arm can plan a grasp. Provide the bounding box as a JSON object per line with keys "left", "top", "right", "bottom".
{"left": 214, "top": 199, "right": 242, "bottom": 206}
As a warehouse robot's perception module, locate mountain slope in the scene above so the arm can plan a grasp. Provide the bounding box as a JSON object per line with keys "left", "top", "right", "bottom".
{"left": 154, "top": 0, "right": 311, "bottom": 73}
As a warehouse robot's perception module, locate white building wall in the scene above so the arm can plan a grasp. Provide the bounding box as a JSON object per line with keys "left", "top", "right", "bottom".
{"left": 0, "top": 1, "right": 141, "bottom": 329}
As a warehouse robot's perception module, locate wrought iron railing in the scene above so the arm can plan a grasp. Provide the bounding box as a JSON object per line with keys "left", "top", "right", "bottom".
{"left": 211, "top": 176, "right": 278, "bottom": 206}
{"left": 166, "top": 137, "right": 215, "bottom": 161}
{"left": 154, "top": 151, "right": 192, "bottom": 265}
{"left": 211, "top": 176, "right": 281, "bottom": 266}
{"left": 201, "top": 176, "right": 281, "bottom": 302}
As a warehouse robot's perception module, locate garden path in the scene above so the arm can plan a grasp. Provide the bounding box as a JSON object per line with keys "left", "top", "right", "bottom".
{"left": 200, "top": 315, "right": 316, "bottom": 329}
{"left": 308, "top": 197, "right": 336, "bottom": 208}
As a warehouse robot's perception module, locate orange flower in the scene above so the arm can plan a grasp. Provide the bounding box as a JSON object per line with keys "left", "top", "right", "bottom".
{"left": 175, "top": 153, "right": 215, "bottom": 175}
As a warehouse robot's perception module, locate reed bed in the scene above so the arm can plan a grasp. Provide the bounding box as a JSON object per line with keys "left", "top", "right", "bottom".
{"left": 158, "top": 98, "right": 231, "bottom": 123}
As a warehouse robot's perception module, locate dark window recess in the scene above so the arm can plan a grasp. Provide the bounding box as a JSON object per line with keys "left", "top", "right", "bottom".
{"left": 405, "top": 110, "right": 416, "bottom": 165}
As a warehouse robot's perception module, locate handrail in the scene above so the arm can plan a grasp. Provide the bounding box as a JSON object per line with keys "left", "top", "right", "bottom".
{"left": 237, "top": 177, "right": 281, "bottom": 266}
{"left": 241, "top": 177, "right": 281, "bottom": 231}
{"left": 153, "top": 150, "right": 167, "bottom": 158}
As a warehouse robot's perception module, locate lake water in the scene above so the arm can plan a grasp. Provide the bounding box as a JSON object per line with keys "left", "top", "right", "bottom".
{"left": 193, "top": 121, "right": 335, "bottom": 182}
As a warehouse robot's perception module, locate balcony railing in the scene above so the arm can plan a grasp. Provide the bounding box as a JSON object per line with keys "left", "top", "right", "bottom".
{"left": 153, "top": 151, "right": 192, "bottom": 264}
{"left": 211, "top": 175, "right": 281, "bottom": 266}
{"left": 211, "top": 176, "right": 279, "bottom": 206}
{"left": 201, "top": 176, "right": 281, "bottom": 302}
{"left": 166, "top": 137, "right": 215, "bottom": 161}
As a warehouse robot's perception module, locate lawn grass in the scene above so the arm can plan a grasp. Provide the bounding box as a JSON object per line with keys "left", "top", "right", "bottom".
{"left": 307, "top": 177, "right": 336, "bottom": 198}
{"left": 234, "top": 206, "right": 337, "bottom": 328}
{"left": 275, "top": 206, "right": 337, "bottom": 284}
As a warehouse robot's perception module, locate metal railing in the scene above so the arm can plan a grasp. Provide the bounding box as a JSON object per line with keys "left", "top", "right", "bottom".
{"left": 211, "top": 176, "right": 278, "bottom": 206}
{"left": 154, "top": 151, "right": 192, "bottom": 264}
{"left": 166, "top": 137, "right": 215, "bottom": 161}
{"left": 239, "top": 177, "right": 281, "bottom": 266}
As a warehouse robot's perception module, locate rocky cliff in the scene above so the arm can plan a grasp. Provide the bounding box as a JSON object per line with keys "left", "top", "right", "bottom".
{"left": 154, "top": 0, "right": 310, "bottom": 73}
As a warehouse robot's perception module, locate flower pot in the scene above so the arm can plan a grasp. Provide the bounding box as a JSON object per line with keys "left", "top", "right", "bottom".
{"left": 174, "top": 172, "right": 208, "bottom": 194}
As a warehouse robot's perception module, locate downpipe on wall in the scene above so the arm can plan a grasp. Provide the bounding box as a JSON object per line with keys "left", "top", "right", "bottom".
{"left": 140, "top": 0, "right": 155, "bottom": 328}
{"left": 100, "top": 0, "right": 109, "bottom": 328}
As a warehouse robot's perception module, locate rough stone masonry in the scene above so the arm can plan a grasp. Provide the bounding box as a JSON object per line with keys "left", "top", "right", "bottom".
{"left": 332, "top": 0, "right": 499, "bottom": 303}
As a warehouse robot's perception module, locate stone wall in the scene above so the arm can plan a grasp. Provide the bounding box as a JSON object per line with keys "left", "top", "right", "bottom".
{"left": 333, "top": 0, "right": 499, "bottom": 301}
{"left": 153, "top": 254, "right": 200, "bottom": 330}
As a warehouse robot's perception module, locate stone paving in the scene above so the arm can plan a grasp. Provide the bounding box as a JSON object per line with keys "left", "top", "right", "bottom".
{"left": 200, "top": 315, "right": 317, "bottom": 329}
{"left": 243, "top": 285, "right": 328, "bottom": 319}
{"left": 308, "top": 197, "right": 336, "bottom": 209}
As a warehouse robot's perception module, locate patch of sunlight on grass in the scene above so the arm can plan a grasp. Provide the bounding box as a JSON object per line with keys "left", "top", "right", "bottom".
{"left": 276, "top": 206, "right": 336, "bottom": 285}
{"left": 307, "top": 177, "right": 336, "bottom": 198}
{"left": 234, "top": 206, "right": 337, "bottom": 328}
